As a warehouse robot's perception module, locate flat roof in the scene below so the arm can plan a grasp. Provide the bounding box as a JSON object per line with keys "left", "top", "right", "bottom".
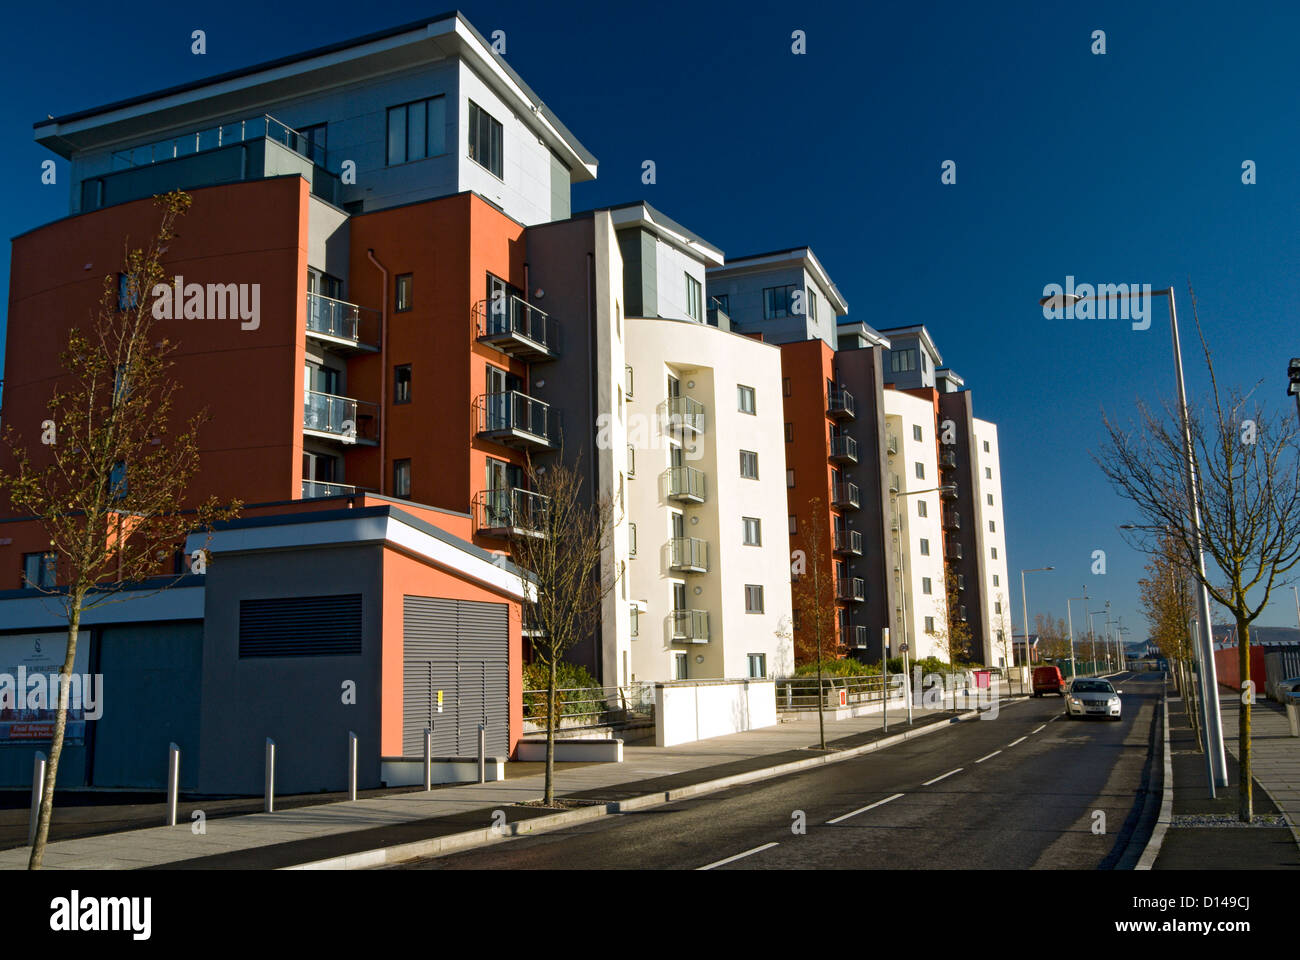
{"left": 600, "top": 200, "right": 725, "bottom": 266}
{"left": 708, "top": 246, "right": 849, "bottom": 315}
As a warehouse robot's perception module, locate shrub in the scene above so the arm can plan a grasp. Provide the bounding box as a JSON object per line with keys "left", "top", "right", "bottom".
{"left": 523, "top": 661, "right": 604, "bottom": 723}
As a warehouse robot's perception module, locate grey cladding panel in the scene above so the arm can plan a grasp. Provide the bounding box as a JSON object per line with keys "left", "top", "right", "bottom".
{"left": 238, "top": 594, "right": 363, "bottom": 657}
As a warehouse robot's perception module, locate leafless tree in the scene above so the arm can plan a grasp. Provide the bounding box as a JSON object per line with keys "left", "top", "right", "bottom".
{"left": 791, "top": 497, "right": 839, "bottom": 750}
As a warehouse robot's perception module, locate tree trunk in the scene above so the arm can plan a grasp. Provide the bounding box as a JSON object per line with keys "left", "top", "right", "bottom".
{"left": 544, "top": 656, "right": 557, "bottom": 806}
{"left": 28, "top": 607, "right": 80, "bottom": 870}
{"left": 1237, "top": 617, "right": 1252, "bottom": 822}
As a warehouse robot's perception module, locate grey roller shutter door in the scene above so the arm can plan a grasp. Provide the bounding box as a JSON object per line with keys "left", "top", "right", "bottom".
{"left": 403, "top": 596, "right": 509, "bottom": 758}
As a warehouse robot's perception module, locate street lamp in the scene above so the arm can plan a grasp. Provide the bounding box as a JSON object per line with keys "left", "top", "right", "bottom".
{"left": 1065, "top": 596, "right": 1086, "bottom": 678}
{"left": 1019, "top": 566, "right": 1054, "bottom": 693}
{"left": 891, "top": 483, "right": 957, "bottom": 724}
{"left": 1287, "top": 358, "right": 1300, "bottom": 425}
{"left": 1042, "top": 286, "right": 1227, "bottom": 791}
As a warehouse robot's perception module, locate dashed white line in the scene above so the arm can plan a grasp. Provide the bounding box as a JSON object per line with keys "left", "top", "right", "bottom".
{"left": 1007, "top": 736, "right": 1027, "bottom": 747}
{"left": 922, "top": 767, "right": 964, "bottom": 786}
{"left": 1031, "top": 724, "right": 1047, "bottom": 734}
{"left": 974, "top": 750, "right": 1002, "bottom": 764}
{"left": 697, "top": 842, "right": 780, "bottom": 871}
{"left": 826, "top": 793, "right": 905, "bottom": 824}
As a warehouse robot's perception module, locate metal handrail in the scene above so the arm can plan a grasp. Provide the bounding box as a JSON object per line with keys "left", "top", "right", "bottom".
{"left": 474, "top": 487, "right": 550, "bottom": 533}
{"left": 302, "top": 480, "right": 356, "bottom": 498}
{"left": 111, "top": 114, "right": 327, "bottom": 170}
{"left": 306, "top": 293, "right": 379, "bottom": 345}
{"left": 475, "top": 295, "right": 556, "bottom": 352}
{"left": 302, "top": 389, "right": 378, "bottom": 441}
{"left": 667, "top": 465, "right": 707, "bottom": 501}
{"left": 830, "top": 435, "right": 858, "bottom": 460}
{"left": 667, "top": 396, "right": 706, "bottom": 433}
{"left": 476, "top": 390, "right": 552, "bottom": 441}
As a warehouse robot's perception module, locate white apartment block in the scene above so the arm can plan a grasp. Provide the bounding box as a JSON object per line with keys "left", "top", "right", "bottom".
{"left": 885, "top": 390, "right": 948, "bottom": 663}
{"left": 624, "top": 319, "right": 794, "bottom": 682}
{"left": 972, "top": 418, "right": 1013, "bottom": 667}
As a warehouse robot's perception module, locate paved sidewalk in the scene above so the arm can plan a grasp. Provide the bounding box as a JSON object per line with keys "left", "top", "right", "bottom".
{"left": 2, "top": 702, "right": 967, "bottom": 870}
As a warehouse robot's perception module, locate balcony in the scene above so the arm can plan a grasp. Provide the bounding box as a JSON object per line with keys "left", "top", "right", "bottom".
{"left": 886, "top": 432, "right": 899, "bottom": 456}
{"left": 829, "top": 434, "right": 858, "bottom": 464}
{"left": 474, "top": 296, "right": 558, "bottom": 361}
{"left": 475, "top": 391, "right": 554, "bottom": 450}
{"left": 959, "top": 605, "right": 968, "bottom": 622}
{"left": 666, "top": 465, "right": 707, "bottom": 503}
{"left": 667, "top": 396, "right": 706, "bottom": 434}
{"left": 303, "top": 390, "right": 379, "bottom": 445}
{"left": 306, "top": 294, "right": 380, "bottom": 352}
{"left": 301, "top": 480, "right": 357, "bottom": 499}
{"left": 670, "top": 609, "right": 710, "bottom": 643}
{"left": 943, "top": 510, "right": 961, "bottom": 530}
{"left": 889, "top": 472, "right": 900, "bottom": 493}
{"left": 473, "top": 487, "right": 550, "bottom": 538}
{"left": 836, "top": 577, "right": 866, "bottom": 603}
{"left": 833, "top": 529, "right": 863, "bottom": 556}
{"left": 946, "top": 542, "right": 964, "bottom": 560}
{"left": 956, "top": 574, "right": 966, "bottom": 592}
{"left": 850, "top": 625, "right": 869, "bottom": 649}
{"left": 669, "top": 537, "right": 709, "bottom": 573}
{"left": 940, "top": 448, "right": 957, "bottom": 470}
{"left": 941, "top": 483, "right": 958, "bottom": 500}
{"left": 827, "top": 387, "right": 856, "bottom": 420}
{"left": 831, "top": 480, "right": 860, "bottom": 510}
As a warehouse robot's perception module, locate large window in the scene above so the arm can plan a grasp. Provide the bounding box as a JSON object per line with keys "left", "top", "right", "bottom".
{"left": 740, "top": 450, "right": 759, "bottom": 479}
{"left": 686, "top": 274, "right": 702, "bottom": 321}
{"left": 22, "top": 552, "right": 56, "bottom": 589}
{"left": 890, "top": 348, "right": 918, "bottom": 373}
{"left": 468, "top": 100, "right": 504, "bottom": 178}
{"left": 763, "top": 284, "right": 798, "bottom": 319}
{"left": 386, "top": 96, "right": 446, "bottom": 165}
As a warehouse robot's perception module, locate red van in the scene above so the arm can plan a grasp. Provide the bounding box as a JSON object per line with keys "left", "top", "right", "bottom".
{"left": 1032, "top": 665, "right": 1066, "bottom": 697}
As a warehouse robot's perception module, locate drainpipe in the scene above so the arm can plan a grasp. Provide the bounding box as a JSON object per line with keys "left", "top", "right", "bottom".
{"left": 367, "top": 248, "right": 389, "bottom": 495}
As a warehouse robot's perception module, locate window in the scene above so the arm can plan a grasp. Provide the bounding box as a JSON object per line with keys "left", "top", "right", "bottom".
{"left": 995, "top": 601, "right": 1003, "bottom": 614}
{"left": 786, "top": 469, "right": 795, "bottom": 488}
{"left": 991, "top": 547, "right": 998, "bottom": 559}
{"left": 393, "top": 459, "right": 411, "bottom": 498}
{"left": 296, "top": 122, "right": 328, "bottom": 164}
{"left": 625, "top": 365, "right": 634, "bottom": 397}
{"left": 468, "top": 100, "right": 504, "bottom": 178}
{"left": 117, "top": 272, "right": 139, "bottom": 310}
{"left": 740, "top": 450, "right": 759, "bottom": 479}
{"left": 630, "top": 607, "right": 639, "bottom": 637}
{"left": 922, "top": 576, "right": 932, "bottom": 595}
{"left": 924, "top": 616, "right": 935, "bottom": 634}
{"left": 386, "top": 96, "right": 446, "bottom": 165}
{"left": 747, "top": 653, "right": 767, "bottom": 679}
{"left": 674, "top": 652, "right": 689, "bottom": 680}
{"left": 921, "top": 352, "right": 928, "bottom": 372}
{"left": 788, "top": 515, "right": 797, "bottom": 534}
{"left": 762, "top": 284, "right": 798, "bottom": 319}
{"left": 993, "top": 574, "right": 1000, "bottom": 587}
{"left": 22, "top": 552, "right": 56, "bottom": 589}
{"left": 808, "top": 290, "right": 818, "bottom": 322}
{"left": 395, "top": 274, "right": 413, "bottom": 312}
{"left": 629, "top": 522, "right": 637, "bottom": 557}
{"left": 920, "top": 538, "right": 930, "bottom": 556}
{"left": 913, "top": 424, "right": 923, "bottom": 441}
{"left": 782, "top": 377, "right": 792, "bottom": 397}
{"left": 686, "top": 274, "right": 702, "bottom": 321}
{"left": 394, "top": 364, "right": 412, "bottom": 404}
{"left": 917, "top": 500, "right": 928, "bottom": 517}
{"left": 109, "top": 461, "right": 127, "bottom": 501}
{"left": 712, "top": 294, "right": 730, "bottom": 314}
{"left": 983, "top": 441, "right": 990, "bottom": 453}
{"left": 784, "top": 423, "right": 793, "bottom": 443}
{"left": 744, "top": 584, "right": 764, "bottom": 614}
{"left": 985, "top": 467, "right": 992, "bottom": 479}
{"left": 743, "top": 517, "right": 762, "bottom": 546}
{"left": 792, "top": 610, "right": 802, "bottom": 630}
{"left": 989, "top": 520, "right": 996, "bottom": 533}
{"left": 738, "top": 385, "right": 756, "bottom": 415}
{"left": 890, "top": 348, "right": 918, "bottom": 373}
{"left": 987, "top": 494, "right": 994, "bottom": 506}
{"left": 915, "top": 462, "right": 925, "bottom": 479}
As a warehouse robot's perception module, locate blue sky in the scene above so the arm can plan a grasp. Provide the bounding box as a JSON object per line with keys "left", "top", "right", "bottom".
{"left": 3, "top": 1, "right": 1298, "bottom": 635}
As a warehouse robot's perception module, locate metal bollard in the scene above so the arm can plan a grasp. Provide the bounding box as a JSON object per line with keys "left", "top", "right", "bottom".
{"left": 1287, "top": 699, "right": 1300, "bottom": 738}
{"left": 29, "top": 752, "right": 46, "bottom": 847}
{"left": 166, "top": 743, "right": 180, "bottom": 826}
{"left": 478, "top": 723, "right": 486, "bottom": 784}
{"left": 264, "top": 738, "right": 276, "bottom": 813}
{"left": 348, "top": 731, "right": 358, "bottom": 801}
{"left": 423, "top": 727, "right": 433, "bottom": 791}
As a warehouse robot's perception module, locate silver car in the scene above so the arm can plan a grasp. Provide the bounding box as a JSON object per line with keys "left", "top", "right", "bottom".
{"left": 1064, "top": 678, "right": 1122, "bottom": 721}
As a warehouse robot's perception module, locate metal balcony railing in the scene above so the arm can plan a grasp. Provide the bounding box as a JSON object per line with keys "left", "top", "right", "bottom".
{"left": 827, "top": 387, "right": 856, "bottom": 420}
{"left": 475, "top": 391, "right": 554, "bottom": 449}
{"left": 850, "top": 625, "right": 869, "bottom": 648}
{"left": 941, "top": 482, "right": 958, "bottom": 500}
{"left": 829, "top": 434, "right": 858, "bottom": 463}
{"left": 473, "top": 487, "right": 550, "bottom": 537}
{"left": 474, "top": 296, "right": 558, "bottom": 360}
{"left": 889, "top": 472, "right": 900, "bottom": 493}
{"left": 831, "top": 480, "right": 860, "bottom": 509}
{"left": 940, "top": 448, "right": 957, "bottom": 469}
{"left": 303, "top": 390, "right": 379, "bottom": 443}
{"left": 944, "top": 510, "right": 961, "bottom": 530}
{"left": 667, "top": 396, "right": 706, "bottom": 434}
{"left": 306, "top": 293, "right": 379, "bottom": 349}
{"left": 886, "top": 432, "right": 899, "bottom": 455}
{"left": 833, "top": 529, "right": 863, "bottom": 555}
{"left": 110, "top": 114, "right": 329, "bottom": 170}
{"left": 666, "top": 465, "right": 707, "bottom": 502}
{"left": 669, "top": 537, "right": 709, "bottom": 573}
{"left": 301, "top": 480, "right": 357, "bottom": 498}
{"left": 946, "top": 542, "right": 964, "bottom": 560}
{"left": 670, "top": 608, "right": 710, "bottom": 642}
{"left": 836, "top": 577, "right": 866, "bottom": 602}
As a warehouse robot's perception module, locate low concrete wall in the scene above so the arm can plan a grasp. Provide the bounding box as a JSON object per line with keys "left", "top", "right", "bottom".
{"left": 380, "top": 757, "right": 505, "bottom": 787}
{"left": 655, "top": 679, "right": 776, "bottom": 747}
{"left": 515, "top": 739, "right": 624, "bottom": 762}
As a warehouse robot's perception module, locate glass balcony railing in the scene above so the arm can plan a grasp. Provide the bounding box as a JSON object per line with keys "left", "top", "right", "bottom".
{"left": 836, "top": 577, "right": 866, "bottom": 602}
{"left": 667, "top": 396, "right": 705, "bottom": 434}
{"left": 850, "top": 625, "right": 869, "bottom": 648}
{"left": 830, "top": 435, "right": 858, "bottom": 463}
{"left": 667, "top": 465, "right": 707, "bottom": 502}
{"left": 834, "top": 529, "right": 863, "bottom": 555}
{"left": 473, "top": 487, "right": 550, "bottom": 537}
{"left": 832, "top": 480, "right": 860, "bottom": 509}
{"left": 944, "top": 510, "right": 961, "bottom": 530}
{"left": 111, "top": 114, "right": 329, "bottom": 170}
{"left": 301, "top": 480, "right": 357, "bottom": 499}
{"left": 827, "top": 388, "right": 856, "bottom": 420}
{"left": 669, "top": 537, "right": 709, "bottom": 573}
{"left": 670, "top": 609, "right": 710, "bottom": 642}
{"left": 475, "top": 391, "right": 554, "bottom": 449}
{"left": 474, "top": 296, "right": 558, "bottom": 360}
{"left": 306, "top": 293, "right": 379, "bottom": 349}
{"left": 302, "top": 390, "right": 379, "bottom": 443}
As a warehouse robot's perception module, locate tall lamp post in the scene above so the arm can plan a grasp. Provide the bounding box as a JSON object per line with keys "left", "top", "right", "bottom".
{"left": 892, "top": 483, "right": 957, "bottom": 723}
{"left": 1066, "top": 596, "right": 1087, "bottom": 678}
{"left": 1019, "top": 566, "right": 1055, "bottom": 693}
{"left": 1041, "top": 286, "right": 1226, "bottom": 790}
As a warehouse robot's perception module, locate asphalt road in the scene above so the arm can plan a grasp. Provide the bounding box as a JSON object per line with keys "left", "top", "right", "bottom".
{"left": 397, "top": 671, "right": 1161, "bottom": 870}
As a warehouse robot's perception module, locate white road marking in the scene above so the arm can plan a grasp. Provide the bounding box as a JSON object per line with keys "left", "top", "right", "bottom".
{"left": 826, "top": 793, "right": 905, "bottom": 824}
{"left": 922, "top": 767, "right": 963, "bottom": 786}
{"left": 974, "top": 750, "right": 1002, "bottom": 764}
{"left": 1007, "top": 736, "right": 1027, "bottom": 747}
{"left": 697, "top": 842, "right": 780, "bottom": 871}
{"left": 1031, "top": 724, "right": 1046, "bottom": 734}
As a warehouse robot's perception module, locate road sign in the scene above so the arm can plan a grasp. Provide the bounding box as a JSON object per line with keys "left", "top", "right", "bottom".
{"left": 899, "top": 643, "right": 909, "bottom": 653}
{"left": 838, "top": 689, "right": 847, "bottom": 708}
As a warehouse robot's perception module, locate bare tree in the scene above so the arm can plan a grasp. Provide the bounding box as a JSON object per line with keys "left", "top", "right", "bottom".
{"left": 1139, "top": 530, "right": 1200, "bottom": 743}
{"left": 1097, "top": 290, "right": 1300, "bottom": 821}
{"left": 932, "top": 564, "right": 974, "bottom": 667}
{"left": 791, "top": 497, "right": 839, "bottom": 750}
{"left": 0, "top": 192, "right": 239, "bottom": 868}
{"left": 505, "top": 452, "right": 618, "bottom": 805}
